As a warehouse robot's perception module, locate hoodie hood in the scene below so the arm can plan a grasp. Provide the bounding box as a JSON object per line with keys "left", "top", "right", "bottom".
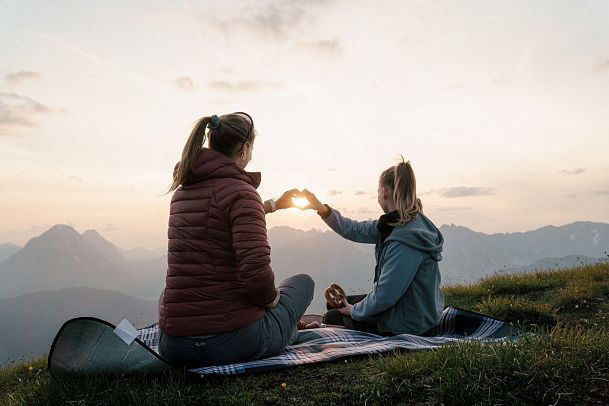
{"left": 173, "top": 148, "right": 261, "bottom": 189}
{"left": 386, "top": 213, "right": 444, "bottom": 261}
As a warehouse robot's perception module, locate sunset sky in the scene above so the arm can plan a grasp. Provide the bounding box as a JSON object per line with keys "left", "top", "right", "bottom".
{"left": 1, "top": 0, "right": 609, "bottom": 250}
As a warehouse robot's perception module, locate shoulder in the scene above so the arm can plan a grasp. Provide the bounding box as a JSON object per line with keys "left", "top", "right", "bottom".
{"left": 380, "top": 240, "right": 412, "bottom": 259}
{"left": 217, "top": 178, "right": 261, "bottom": 204}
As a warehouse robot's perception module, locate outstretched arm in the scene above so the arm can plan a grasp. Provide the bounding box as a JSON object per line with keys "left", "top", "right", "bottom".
{"left": 263, "top": 189, "right": 300, "bottom": 214}
{"left": 301, "top": 189, "right": 379, "bottom": 244}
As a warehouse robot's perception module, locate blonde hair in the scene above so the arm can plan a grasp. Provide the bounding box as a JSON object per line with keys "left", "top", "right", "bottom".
{"left": 166, "top": 113, "right": 255, "bottom": 194}
{"left": 379, "top": 156, "right": 423, "bottom": 226}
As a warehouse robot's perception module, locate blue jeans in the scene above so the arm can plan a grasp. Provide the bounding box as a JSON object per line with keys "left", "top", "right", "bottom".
{"left": 159, "top": 274, "right": 315, "bottom": 368}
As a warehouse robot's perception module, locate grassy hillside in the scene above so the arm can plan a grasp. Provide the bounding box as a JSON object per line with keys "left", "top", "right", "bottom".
{"left": 1, "top": 263, "right": 608, "bottom": 405}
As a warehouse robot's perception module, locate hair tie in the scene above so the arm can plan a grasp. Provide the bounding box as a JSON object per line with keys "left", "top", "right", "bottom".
{"left": 207, "top": 114, "right": 220, "bottom": 130}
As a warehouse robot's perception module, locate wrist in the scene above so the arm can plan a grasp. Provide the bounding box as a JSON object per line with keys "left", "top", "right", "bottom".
{"left": 317, "top": 204, "right": 330, "bottom": 219}
{"left": 264, "top": 199, "right": 277, "bottom": 213}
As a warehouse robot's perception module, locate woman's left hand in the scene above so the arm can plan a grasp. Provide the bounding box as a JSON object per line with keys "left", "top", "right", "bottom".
{"left": 338, "top": 301, "right": 353, "bottom": 316}
{"left": 275, "top": 189, "right": 300, "bottom": 210}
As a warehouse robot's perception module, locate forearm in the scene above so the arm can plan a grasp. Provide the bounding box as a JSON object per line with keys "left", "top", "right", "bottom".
{"left": 323, "top": 206, "right": 379, "bottom": 244}
{"left": 245, "top": 267, "right": 277, "bottom": 305}
{"left": 230, "top": 191, "right": 276, "bottom": 304}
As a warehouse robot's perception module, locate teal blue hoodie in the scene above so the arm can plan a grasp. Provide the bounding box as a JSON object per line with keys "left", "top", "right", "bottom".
{"left": 324, "top": 207, "right": 444, "bottom": 335}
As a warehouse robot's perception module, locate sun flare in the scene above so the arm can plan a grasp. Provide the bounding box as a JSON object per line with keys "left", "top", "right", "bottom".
{"left": 292, "top": 197, "right": 310, "bottom": 208}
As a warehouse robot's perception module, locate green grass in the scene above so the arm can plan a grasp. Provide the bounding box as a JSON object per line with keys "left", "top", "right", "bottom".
{"left": 2, "top": 263, "right": 609, "bottom": 405}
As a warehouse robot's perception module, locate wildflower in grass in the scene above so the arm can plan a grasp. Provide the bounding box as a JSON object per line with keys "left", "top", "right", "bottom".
{"left": 27, "top": 366, "right": 33, "bottom": 372}
{"left": 281, "top": 382, "right": 287, "bottom": 389}
{"left": 575, "top": 304, "right": 579, "bottom": 309}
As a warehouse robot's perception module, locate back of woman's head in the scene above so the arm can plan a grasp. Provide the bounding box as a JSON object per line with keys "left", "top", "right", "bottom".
{"left": 167, "top": 112, "right": 256, "bottom": 193}
{"left": 379, "top": 156, "right": 423, "bottom": 225}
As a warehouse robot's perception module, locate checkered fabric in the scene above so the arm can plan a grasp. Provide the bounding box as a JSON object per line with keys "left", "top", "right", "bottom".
{"left": 136, "top": 306, "right": 522, "bottom": 376}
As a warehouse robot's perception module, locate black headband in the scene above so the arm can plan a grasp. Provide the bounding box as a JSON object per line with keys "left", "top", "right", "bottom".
{"left": 206, "top": 112, "right": 254, "bottom": 140}
{"left": 232, "top": 111, "right": 254, "bottom": 140}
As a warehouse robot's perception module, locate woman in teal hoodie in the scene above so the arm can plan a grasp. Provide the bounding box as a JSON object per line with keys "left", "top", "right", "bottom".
{"left": 301, "top": 158, "right": 444, "bottom": 336}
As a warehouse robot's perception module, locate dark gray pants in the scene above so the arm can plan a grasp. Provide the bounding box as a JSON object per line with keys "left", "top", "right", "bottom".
{"left": 159, "top": 274, "right": 315, "bottom": 368}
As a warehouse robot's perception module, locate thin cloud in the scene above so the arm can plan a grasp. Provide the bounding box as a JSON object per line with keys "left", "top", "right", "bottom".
{"left": 103, "top": 224, "right": 119, "bottom": 233}
{"left": 9, "top": 224, "right": 51, "bottom": 234}
{"left": 427, "top": 186, "right": 495, "bottom": 198}
{"left": 354, "top": 190, "right": 367, "bottom": 195}
{"left": 294, "top": 39, "right": 343, "bottom": 58}
{"left": 445, "top": 82, "right": 464, "bottom": 90}
{"left": 558, "top": 168, "right": 585, "bottom": 175}
{"left": 41, "top": 33, "right": 118, "bottom": 71}
{"left": 40, "top": 32, "right": 158, "bottom": 88}
{"left": 593, "top": 189, "right": 609, "bottom": 195}
{"left": 206, "top": 80, "right": 283, "bottom": 92}
{"left": 5, "top": 71, "right": 42, "bottom": 85}
{"left": 0, "top": 92, "right": 52, "bottom": 135}
{"left": 595, "top": 59, "right": 609, "bottom": 73}
{"left": 202, "top": 3, "right": 307, "bottom": 41}
{"left": 170, "top": 76, "right": 196, "bottom": 91}
{"left": 195, "top": 1, "right": 335, "bottom": 43}
{"left": 326, "top": 167, "right": 338, "bottom": 172}
{"left": 433, "top": 206, "right": 472, "bottom": 211}
{"left": 491, "top": 76, "right": 509, "bottom": 85}
{"left": 328, "top": 190, "right": 342, "bottom": 196}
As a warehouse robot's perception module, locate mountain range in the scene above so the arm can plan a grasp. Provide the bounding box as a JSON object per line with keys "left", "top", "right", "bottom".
{"left": 0, "top": 225, "right": 166, "bottom": 301}
{"left": 0, "top": 220, "right": 608, "bottom": 365}
{"left": 1, "top": 221, "right": 609, "bottom": 305}
{"left": 0, "top": 287, "right": 157, "bottom": 367}
{"left": 0, "top": 243, "right": 21, "bottom": 263}
{"left": 439, "top": 221, "right": 609, "bottom": 282}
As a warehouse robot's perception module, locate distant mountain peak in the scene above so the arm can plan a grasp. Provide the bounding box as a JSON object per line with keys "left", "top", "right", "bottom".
{"left": 81, "top": 229, "right": 126, "bottom": 266}
{"left": 81, "top": 229, "right": 112, "bottom": 246}
{"left": 82, "top": 229, "right": 102, "bottom": 238}
{"left": 44, "top": 224, "right": 80, "bottom": 236}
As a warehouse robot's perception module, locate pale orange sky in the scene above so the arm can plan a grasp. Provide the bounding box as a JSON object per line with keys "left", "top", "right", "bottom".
{"left": 1, "top": 0, "right": 609, "bottom": 249}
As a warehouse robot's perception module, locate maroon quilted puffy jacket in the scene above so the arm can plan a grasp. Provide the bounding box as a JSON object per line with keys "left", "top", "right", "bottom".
{"left": 159, "top": 148, "right": 277, "bottom": 336}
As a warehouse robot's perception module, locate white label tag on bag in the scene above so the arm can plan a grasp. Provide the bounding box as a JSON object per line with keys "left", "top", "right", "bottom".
{"left": 113, "top": 318, "right": 138, "bottom": 345}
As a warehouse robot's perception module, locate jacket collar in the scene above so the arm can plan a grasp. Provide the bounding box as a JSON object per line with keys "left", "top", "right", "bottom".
{"left": 175, "top": 148, "right": 261, "bottom": 189}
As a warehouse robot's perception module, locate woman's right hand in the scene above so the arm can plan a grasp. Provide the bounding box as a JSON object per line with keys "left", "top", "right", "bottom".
{"left": 300, "top": 189, "right": 330, "bottom": 218}
{"left": 275, "top": 189, "right": 300, "bottom": 210}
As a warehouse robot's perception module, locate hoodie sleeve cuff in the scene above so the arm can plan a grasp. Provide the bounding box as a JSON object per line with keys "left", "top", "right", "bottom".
{"left": 351, "top": 301, "right": 367, "bottom": 321}
{"left": 318, "top": 204, "right": 332, "bottom": 220}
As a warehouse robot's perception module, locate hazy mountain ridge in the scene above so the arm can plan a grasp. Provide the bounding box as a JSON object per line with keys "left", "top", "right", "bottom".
{"left": 1, "top": 221, "right": 608, "bottom": 303}
{"left": 439, "top": 221, "right": 609, "bottom": 283}
{"left": 0, "top": 225, "right": 166, "bottom": 301}
{"left": 0, "top": 287, "right": 157, "bottom": 367}
{"left": 501, "top": 255, "right": 606, "bottom": 275}
{"left": 0, "top": 243, "right": 21, "bottom": 263}
{"left": 1, "top": 221, "right": 608, "bottom": 366}
{"left": 118, "top": 246, "right": 167, "bottom": 261}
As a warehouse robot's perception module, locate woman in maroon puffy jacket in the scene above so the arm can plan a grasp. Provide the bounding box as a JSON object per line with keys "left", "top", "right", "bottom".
{"left": 159, "top": 112, "right": 315, "bottom": 368}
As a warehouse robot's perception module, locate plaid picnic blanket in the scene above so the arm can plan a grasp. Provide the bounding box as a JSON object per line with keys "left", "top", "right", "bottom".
{"left": 48, "top": 306, "right": 522, "bottom": 376}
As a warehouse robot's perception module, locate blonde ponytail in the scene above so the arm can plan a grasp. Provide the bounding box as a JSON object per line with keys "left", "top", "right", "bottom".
{"left": 166, "top": 116, "right": 211, "bottom": 194}
{"left": 380, "top": 156, "right": 422, "bottom": 226}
